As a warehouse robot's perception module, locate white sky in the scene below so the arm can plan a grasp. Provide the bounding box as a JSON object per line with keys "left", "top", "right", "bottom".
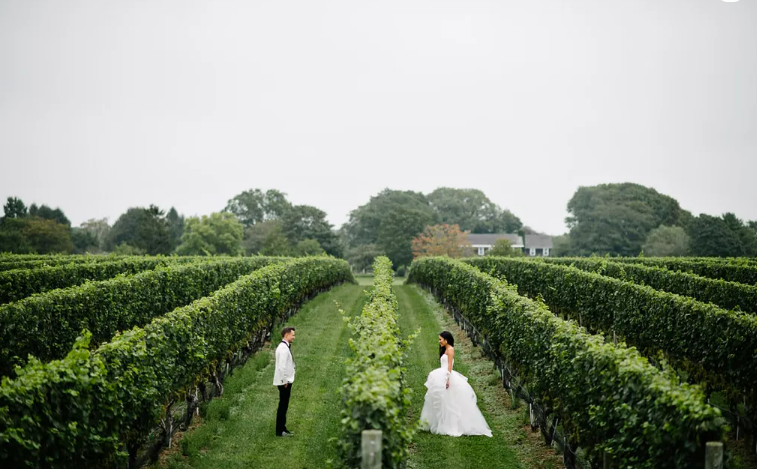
{"left": 1, "top": 0, "right": 755, "bottom": 235}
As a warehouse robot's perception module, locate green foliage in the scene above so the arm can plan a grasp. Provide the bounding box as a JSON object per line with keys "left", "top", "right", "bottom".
{"left": 395, "top": 265, "right": 406, "bottom": 277}
{"left": 0, "top": 258, "right": 354, "bottom": 468}
{"left": 0, "top": 257, "right": 181, "bottom": 304}
{"left": 78, "top": 219, "right": 111, "bottom": 251}
{"left": 243, "top": 220, "right": 291, "bottom": 256}
{"left": 611, "top": 257, "right": 757, "bottom": 285}
{"left": 688, "top": 213, "right": 757, "bottom": 257}
{"left": 0, "top": 217, "right": 73, "bottom": 254}
{"left": 0, "top": 257, "right": 281, "bottom": 375}
{"left": 565, "top": 183, "right": 685, "bottom": 256}
{"left": 427, "top": 188, "right": 522, "bottom": 233}
{"left": 408, "top": 257, "right": 726, "bottom": 468}
{"left": 281, "top": 205, "right": 341, "bottom": 257}
{"left": 487, "top": 238, "right": 524, "bottom": 257}
{"left": 0, "top": 218, "right": 34, "bottom": 254}
{"left": 224, "top": 188, "right": 292, "bottom": 227}
{"left": 166, "top": 208, "right": 184, "bottom": 248}
{"left": 22, "top": 218, "right": 73, "bottom": 254}
{"left": 642, "top": 225, "right": 690, "bottom": 257}
{"left": 112, "top": 242, "right": 146, "bottom": 256}
{"left": 345, "top": 244, "right": 384, "bottom": 272}
{"left": 2, "top": 197, "right": 27, "bottom": 219}
{"left": 107, "top": 206, "right": 173, "bottom": 255}
{"left": 0, "top": 254, "right": 122, "bottom": 272}
{"left": 547, "top": 257, "right": 757, "bottom": 314}
{"left": 28, "top": 203, "right": 71, "bottom": 226}
{"left": 550, "top": 233, "right": 572, "bottom": 257}
{"left": 292, "top": 239, "right": 325, "bottom": 256}
{"left": 338, "top": 257, "right": 413, "bottom": 468}
{"left": 176, "top": 212, "right": 244, "bottom": 256}
{"left": 465, "top": 257, "right": 757, "bottom": 418}
{"left": 378, "top": 204, "right": 434, "bottom": 268}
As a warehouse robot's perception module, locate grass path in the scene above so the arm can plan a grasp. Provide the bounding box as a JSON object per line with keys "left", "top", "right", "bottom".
{"left": 154, "top": 283, "right": 368, "bottom": 469}
{"left": 396, "top": 284, "right": 562, "bottom": 469}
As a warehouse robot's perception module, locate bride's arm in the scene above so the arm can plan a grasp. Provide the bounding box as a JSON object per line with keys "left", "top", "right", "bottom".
{"left": 446, "top": 347, "right": 454, "bottom": 388}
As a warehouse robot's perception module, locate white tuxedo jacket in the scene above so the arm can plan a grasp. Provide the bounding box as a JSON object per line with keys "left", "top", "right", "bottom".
{"left": 273, "top": 341, "right": 295, "bottom": 386}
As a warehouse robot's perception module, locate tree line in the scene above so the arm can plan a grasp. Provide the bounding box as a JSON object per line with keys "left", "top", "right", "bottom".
{"left": 2, "top": 183, "right": 755, "bottom": 263}
{"left": 554, "top": 183, "right": 757, "bottom": 258}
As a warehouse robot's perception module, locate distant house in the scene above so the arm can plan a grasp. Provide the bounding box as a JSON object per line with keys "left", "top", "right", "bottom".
{"left": 524, "top": 234, "right": 553, "bottom": 257}
{"left": 464, "top": 232, "right": 554, "bottom": 257}
{"left": 466, "top": 233, "right": 524, "bottom": 256}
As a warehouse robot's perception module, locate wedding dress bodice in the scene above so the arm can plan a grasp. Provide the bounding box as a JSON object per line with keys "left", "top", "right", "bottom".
{"left": 440, "top": 354, "right": 454, "bottom": 370}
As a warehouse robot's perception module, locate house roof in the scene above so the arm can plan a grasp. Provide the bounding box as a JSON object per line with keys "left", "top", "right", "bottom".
{"left": 466, "top": 233, "right": 523, "bottom": 246}
{"left": 524, "top": 234, "right": 553, "bottom": 249}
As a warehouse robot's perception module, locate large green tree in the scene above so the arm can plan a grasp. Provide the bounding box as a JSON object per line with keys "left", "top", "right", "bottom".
{"left": 243, "top": 220, "right": 291, "bottom": 256}
{"left": 176, "top": 212, "right": 244, "bottom": 256}
{"left": 565, "top": 183, "right": 684, "bottom": 256}
{"left": 166, "top": 207, "right": 185, "bottom": 249}
{"left": 346, "top": 244, "right": 385, "bottom": 272}
{"left": 28, "top": 204, "right": 71, "bottom": 226}
{"left": 427, "top": 188, "right": 522, "bottom": 233}
{"left": 377, "top": 203, "right": 435, "bottom": 268}
{"left": 23, "top": 218, "right": 73, "bottom": 253}
{"left": 281, "top": 205, "right": 341, "bottom": 257}
{"left": 642, "top": 225, "right": 690, "bottom": 257}
{"left": 0, "top": 218, "right": 34, "bottom": 253}
{"left": 688, "top": 213, "right": 757, "bottom": 257}
{"left": 224, "top": 189, "right": 291, "bottom": 227}
{"left": 107, "top": 206, "right": 173, "bottom": 255}
{"left": 3, "top": 197, "right": 28, "bottom": 219}
{"left": 343, "top": 189, "right": 435, "bottom": 247}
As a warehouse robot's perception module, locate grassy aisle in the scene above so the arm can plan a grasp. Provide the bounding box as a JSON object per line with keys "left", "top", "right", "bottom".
{"left": 154, "top": 283, "right": 367, "bottom": 469}
{"left": 396, "top": 284, "right": 562, "bottom": 469}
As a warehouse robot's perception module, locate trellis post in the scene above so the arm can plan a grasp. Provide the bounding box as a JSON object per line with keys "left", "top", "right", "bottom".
{"left": 361, "top": 429, "right": 382, "bottom": 469}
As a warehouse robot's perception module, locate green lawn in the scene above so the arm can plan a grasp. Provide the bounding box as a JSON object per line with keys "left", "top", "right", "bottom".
{"left": 154, "top": 282, "right": 560, "bottom": 469}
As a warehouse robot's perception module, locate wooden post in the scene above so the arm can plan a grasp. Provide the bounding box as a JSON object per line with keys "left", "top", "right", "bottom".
{"left": 705, "top": 442, "right": 723, "bottom": 469}
{"left": 361, "top": 430, "right": 382, "bottom": 469}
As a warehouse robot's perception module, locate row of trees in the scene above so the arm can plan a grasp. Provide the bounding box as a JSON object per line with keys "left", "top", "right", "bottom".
{"left": 555, "top": 183, "right": 757, "bottom": 257}
{"left": 4, "top": 183, "right": 754, "bottom": 260}
{"left": 342, "top": 188, "right": 523, "bottom": 271}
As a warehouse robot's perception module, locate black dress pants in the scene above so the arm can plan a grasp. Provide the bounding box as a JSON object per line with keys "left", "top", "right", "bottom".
{"left": 276, "top": 383, "right": 292, "bottom": 435}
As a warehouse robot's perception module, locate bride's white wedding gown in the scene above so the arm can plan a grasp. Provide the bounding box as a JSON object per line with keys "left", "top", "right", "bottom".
{"left": 419, "top": 353, "right": 492, "bottom": 437}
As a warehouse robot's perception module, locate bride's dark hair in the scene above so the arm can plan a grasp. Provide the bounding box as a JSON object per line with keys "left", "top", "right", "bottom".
{"left": 439, "top": 331, "right": 454, "bottom": 358}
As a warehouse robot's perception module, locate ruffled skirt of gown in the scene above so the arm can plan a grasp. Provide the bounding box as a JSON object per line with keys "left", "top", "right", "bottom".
{"left": 419, "top": 364, "right": 492, "bottom": 437}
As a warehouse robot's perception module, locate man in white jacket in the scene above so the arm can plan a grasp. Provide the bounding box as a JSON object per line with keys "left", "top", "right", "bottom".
{"left": 274, "top": 326, "right": 296, "bottom": 437}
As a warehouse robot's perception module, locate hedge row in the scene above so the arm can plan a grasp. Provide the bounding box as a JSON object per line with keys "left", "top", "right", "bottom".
{"left": 609, "top": 257, "right": 757, "bottom": 285}
{"left": 0, "top": 257, "right": 354, "bottom": 468}
{"left": 410, "top": 257, "right": 726, "bottom": 468}
{"left": 338, "top": 257, "right": 412, "bottom": 469}
{"left": 0, "top": 257, "right": 193, "bottom": 304}
{"left": 544, "top": 258, "right": 757, "bottom": 314}
{"left": 0, "top": 256, "right": 127, "bottom": 272}
{"left": 0, "top": 257, "right": 283, "bottom": 376}
{"left": 465, "top": 257, "right": 757, "bottom": 408}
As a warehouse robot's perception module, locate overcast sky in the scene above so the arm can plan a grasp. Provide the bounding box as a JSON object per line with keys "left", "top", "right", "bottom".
{"left": 1, "top": 0, "right": 755, "bottom": 235}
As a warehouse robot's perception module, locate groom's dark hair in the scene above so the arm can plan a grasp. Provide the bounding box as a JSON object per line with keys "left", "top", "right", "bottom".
{"left": 281, "top": 326, "right": 296, "bottom": 338}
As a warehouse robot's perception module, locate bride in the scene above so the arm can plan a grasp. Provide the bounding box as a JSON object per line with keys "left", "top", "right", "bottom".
{"left": 419, "top": 331, "right": 492, "bottom": 437}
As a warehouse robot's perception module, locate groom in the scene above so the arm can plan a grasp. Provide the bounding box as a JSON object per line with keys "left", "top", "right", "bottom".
{"left": 274, "top": 326, "right": 296, "bottom": 437}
